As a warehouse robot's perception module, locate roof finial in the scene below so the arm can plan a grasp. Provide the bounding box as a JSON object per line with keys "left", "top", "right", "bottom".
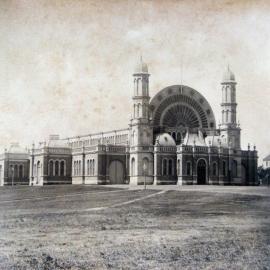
{"left": 134, "top": 53, "right": 148, "bottom": 74}
{"left": 222, "top": 64, "right": 235, "bottom": 82}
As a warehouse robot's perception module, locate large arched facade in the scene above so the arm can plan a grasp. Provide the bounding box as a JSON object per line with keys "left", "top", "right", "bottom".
{"left": 150, "top": 85, "right": 216, "bottom": 143}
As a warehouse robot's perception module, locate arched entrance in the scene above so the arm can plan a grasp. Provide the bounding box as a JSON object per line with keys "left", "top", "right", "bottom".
{"left": 197, "top": 159, "right": 207, "bottom": 185}
{"left": 109, "top": 160, "right": 124, "bottom": 184}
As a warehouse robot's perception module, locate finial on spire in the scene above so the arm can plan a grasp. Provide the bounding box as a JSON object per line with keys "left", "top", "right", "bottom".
{"left": 222, "top": 64, "right": 235, "bottom": 82}
{"left": 134, "top": 54, "right": 148, "bottom": 74}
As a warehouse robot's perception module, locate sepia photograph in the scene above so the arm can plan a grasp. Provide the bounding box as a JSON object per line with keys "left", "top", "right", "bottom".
{"left": 0, "top": 0, "right": 270, "bottom": 269}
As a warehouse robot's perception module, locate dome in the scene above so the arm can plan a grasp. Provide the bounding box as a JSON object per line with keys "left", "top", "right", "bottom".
{"left": 8, "top": 143, "right": 28, "bottom": 154}
{"left": 134, "top": 56, "right": 148, "bottom": 74}
{"left": 155, "top": 133, "right": 176, "bottom": 146}
{"left": 222, "top": 66, "right": 235, "bottom": 82}
{"left": 47, "top": 135, "right": 68, "bottom": 148}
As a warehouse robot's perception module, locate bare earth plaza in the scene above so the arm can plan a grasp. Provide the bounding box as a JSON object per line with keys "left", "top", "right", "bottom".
{"left": 1, "top": 0, "right": 270, "bottom": 269}
{"left": 0, "top": 185, "right": 270, "bottom": 269}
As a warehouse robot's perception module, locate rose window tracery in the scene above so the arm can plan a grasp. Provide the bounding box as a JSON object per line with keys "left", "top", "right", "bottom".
{"left": 161, "top": 104, "right": 200, "bottom": 129}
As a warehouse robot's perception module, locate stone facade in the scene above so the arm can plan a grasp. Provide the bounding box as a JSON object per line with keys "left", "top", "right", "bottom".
{"left": 29, "top": 135, "right": 72, "bottom": 186}
{"left": 0, "top": 143, "right": 29, "bottom": 186}
{"left": 0, "top": 59, "right": 258, "bottom": 186}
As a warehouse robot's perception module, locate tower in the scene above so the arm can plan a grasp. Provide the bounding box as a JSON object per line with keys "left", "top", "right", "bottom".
{"left": 219, "top": 66, "right": 241, "bottom": 149}
{"left": 129, "top": 57, "right": 153, "bottom": 185}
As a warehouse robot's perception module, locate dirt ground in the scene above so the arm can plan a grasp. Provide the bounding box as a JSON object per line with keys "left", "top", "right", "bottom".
{"left": 0, "top": 185, "right": 269, "bottom": 270}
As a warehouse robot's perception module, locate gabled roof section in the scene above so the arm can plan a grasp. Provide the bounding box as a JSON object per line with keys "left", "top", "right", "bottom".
{"left": 263, "top": 154, "right": 270, "bottom": 161}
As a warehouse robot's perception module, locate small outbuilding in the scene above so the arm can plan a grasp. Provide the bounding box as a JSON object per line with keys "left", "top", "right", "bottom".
{"left": 0, "top": 143, "right": 30, "bottom": 186}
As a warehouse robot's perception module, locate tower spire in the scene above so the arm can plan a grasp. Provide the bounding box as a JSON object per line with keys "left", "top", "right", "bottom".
{"left": 129, "top": 57, "right": 153, "bottom": 185}
{"left": 220, "top": 66, "right": 241, "bottom": 149}
{"left": 132, "top": 56, "right": 150, "bottom": 120}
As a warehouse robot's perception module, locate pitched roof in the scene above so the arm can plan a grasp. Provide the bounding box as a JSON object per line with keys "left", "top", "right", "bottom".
{"left": 263, "top": 154, "right": 270, "bottom": 161}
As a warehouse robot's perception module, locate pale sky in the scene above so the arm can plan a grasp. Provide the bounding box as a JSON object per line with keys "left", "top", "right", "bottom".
{"left": 0, "top": 0, "right": 270, "bottom": 164}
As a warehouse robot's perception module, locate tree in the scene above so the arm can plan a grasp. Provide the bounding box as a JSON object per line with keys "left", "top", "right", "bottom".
{"left": 258, "top": 166, "right": 270, "bottom": 186}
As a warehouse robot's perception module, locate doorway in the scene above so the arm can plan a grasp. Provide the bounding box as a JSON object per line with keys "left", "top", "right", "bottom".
{"left": 197, "top": 159, "right": 207, "bottom": 185}
{"left": 109, "top": 160, "right": 124, "bottom": 184}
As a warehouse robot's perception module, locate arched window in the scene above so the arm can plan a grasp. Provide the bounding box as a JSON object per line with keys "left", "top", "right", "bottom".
{"left": 49, "top": 160, "right": 53, "bottom": 176}
{"left": 187, "top": 162, "right": 191, "bottom": 176}
{"left": 143, "top": 157, "right": 149, "bottom": 176}
{"left": 10, "top": 165, "right": 13, "bottom": 178}
{"left": 19, "top": 165, "right": 23, "bottom": 179}
{"left": 37, "top": 161, "right": 41, "bottom": 178}
{"left": 176, "top": 132, "right": 181, "bottom": 144}
{"left": 137, "top": 78, "right": 141, "bottom": 95}
{"left": 222, "top": 86, "right": 226, "bottom": 101}
{"left": 213, "top": 162, "right": 217, "bottom": 176}
{"left": 90, "top": 160, "right": 92, "bottom": 176}
{"left": 143, "top": 104, "right": 146, "bottom": 118}
{"left": 222, "top": 161, "right": 226, "bottom": 176}
{"left": 131, "top": 158, "right": 135, "bottom": 176}
{"left": 55, "top": 161, "right": 59, "bottom": 176}
{"left": 177, "top": 159, "right": 181, "bottom": 175}
{"left": 87, "top": 160, "right": 90, "bottom": 175}
{"left": 92, "top": 159, "right": 95, "bottom": 175}
{"left": 134, "top": 78, "right": 136, "bottom": 95}
{"left": 163, "top": 159, "right": 167, "bottom": 176}
{"left": 137, "top": 103, "right": 141, "bottom": 118}
{"left": 78, "top": 161, "right": 81, "bottom": 175}
{"left": 172, "top": 132, "right": 176, "bottom": 142}
{"left": 132, "top": 130, "right": 136, "bottom": 145}
{"left": 168, "top": 159, "right": 173, "bottom": 175}
{"left": 90, "top": 159, "right": 92, "bottom": 175}
{"left": 14, "top": 165, "right": 18, "bottom": 178}
{"left": 60, "top": 161, "right": 65, "bottom": 176}
{"left": 232, "top": 160, "right": 237, "bottom": 177}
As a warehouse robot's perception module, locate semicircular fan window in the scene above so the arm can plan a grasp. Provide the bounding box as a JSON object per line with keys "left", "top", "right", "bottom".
{"left": 162, "top": 104, "right": 200, "bottom": 128}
